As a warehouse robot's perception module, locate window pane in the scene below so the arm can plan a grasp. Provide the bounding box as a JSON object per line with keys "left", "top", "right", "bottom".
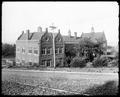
{"left": 47, "top": 60, "right": 51, "bottom": 66}
{"left": 22, "top": 48, "right": 25, "bottom": 53}
{"left": 34, "top": 50, "right": 38, "bottom": 54}
{"left": 55, "top": 48, "right": 59, "bottom": 54}
{"left": 59, "top": 47, "right": 62, "bottom": 53}
{"left": 47, "top": 48, "right": 51, "bottom": 54}
{"left": 29, "top": 50, "right": 32, "bottom": 53}
{"left": 42, "top": 48, "right": 46, "bottom": 54}
{"left": 41, "top": 60, "right": 46, "bottom": 65}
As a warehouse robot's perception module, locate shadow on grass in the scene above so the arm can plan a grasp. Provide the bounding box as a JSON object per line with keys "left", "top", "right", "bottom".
{"left": 83, "top": 80, "right": 118, "bottom": 95}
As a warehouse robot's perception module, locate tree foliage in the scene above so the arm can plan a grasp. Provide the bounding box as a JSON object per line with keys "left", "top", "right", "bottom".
{"left": 64, "top": 44, "right": 77, "bottom": 66}
{"left": 2, "top": 43, "right": 16, "bottom": 58}
{"left": 78, "top": 37, "right": 106, "bottom": 62}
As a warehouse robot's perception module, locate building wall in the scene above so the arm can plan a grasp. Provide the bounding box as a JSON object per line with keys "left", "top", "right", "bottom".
{"left": 40, "top": 32, "right": 54, "bottom": 67}
{"left": 40, "top": 32, "right": 64, "bottom": 67}
{"left": 16, "top": 40, "right": 40, "bottom": 66}
{"left": 55, "top": 33, "right": 64, "bottom": 67}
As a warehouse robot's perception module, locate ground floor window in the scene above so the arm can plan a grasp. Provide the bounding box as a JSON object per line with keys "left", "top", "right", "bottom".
{"left": 29, "top": 62, "right": 32, "bottom": 66}
{"left": 41, "top": 60, "right": 46, "bottom": 65}
{"left": 56, "top": 58, "right": 63, "bottom": 67}
{"left": 41, "top": 60, "right": 51, "bottom": 66}
{"left": 33, "top": 63, "right": 38, "bottom": 66}
{"left": 46, "top": 60, "right": 51, "bottom": 66}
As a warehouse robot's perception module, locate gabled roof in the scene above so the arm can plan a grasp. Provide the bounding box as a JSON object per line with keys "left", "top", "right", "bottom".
{"left": 30, "top": 32, "right": 45, "bottom": 40}
{"left": 81, "top": 32, "right": 106, "bottom": 43}
{"left": 18, "top": 31, "right": 81, "bottom": 44}
{"left": 18, "top": 31, "right": 58, "bottom": 41}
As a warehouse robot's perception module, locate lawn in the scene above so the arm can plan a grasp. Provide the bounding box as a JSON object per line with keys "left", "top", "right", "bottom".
{"left": 2, "top": 69, "right": 118, "bottom": 95}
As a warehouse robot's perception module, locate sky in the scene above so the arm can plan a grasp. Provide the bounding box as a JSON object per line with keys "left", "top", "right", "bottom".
{"left": 2, "top": 2, "right": 119, "bottom": 46}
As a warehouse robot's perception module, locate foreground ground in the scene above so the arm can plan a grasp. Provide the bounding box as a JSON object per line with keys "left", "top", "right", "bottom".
{"left": 2, "top": 68, "right": 118, "bottom": 95}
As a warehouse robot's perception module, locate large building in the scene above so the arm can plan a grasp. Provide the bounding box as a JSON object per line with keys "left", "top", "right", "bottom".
{"left": 16, "top": 27, "right": 107, "bottom": 67}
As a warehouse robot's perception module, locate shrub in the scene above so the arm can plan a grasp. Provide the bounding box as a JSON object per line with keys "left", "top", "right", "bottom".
{"left": 92, "top": 56, "right": 108, "bottom": 67}
{"left": 83, "top": 80, "right": 118, "bottom": 95}
{"left": 70, "top": 57, "right": 86, "bottom": 68}
{"left": 108, "top": 59, "right": 118, "bottom": 67}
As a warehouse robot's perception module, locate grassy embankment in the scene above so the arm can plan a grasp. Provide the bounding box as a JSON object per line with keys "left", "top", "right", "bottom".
{"left": 2, "top": 69, "right": 118, "bottom": 95}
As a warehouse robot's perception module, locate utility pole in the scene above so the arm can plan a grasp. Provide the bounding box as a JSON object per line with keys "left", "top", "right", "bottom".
{"left": 49, "top": 23, "right": 57, "bottom": 68}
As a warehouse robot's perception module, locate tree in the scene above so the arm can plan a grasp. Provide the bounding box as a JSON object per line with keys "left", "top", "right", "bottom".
{"left": 64, "top": 44, "right": 77, "bottom": 66}
{"left": 2, "top": 43, "right": 16, "bottom": 58}
{"left": 78, "top": 37, "right": 106, "bottom": 62}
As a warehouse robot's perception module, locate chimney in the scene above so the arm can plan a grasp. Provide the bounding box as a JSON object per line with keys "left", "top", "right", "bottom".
{"left": 18, "top": 31, "right": 24, "bottom": 40}
{"left": 74, "top": 32, "right": 77, "bottom": 38}
{"left": 22, "top": 31, "right": 24, "bottom": 35}
{"left": 46, "top": 28, "right": 48, "bottom": 33}
{"left": 37, "top": 26, "right": 42, "bottom": 32}
{"left": 68, "top": 30, "right": 71, "bottom": 37}
{"left": 26, "top": 29, "right": 30, "bottom": 40}
{"left": 91, "top": 27, "right": 95, "bottom": 33}
{"left": 58, "top": 29, "right": 60, "bottom": 33}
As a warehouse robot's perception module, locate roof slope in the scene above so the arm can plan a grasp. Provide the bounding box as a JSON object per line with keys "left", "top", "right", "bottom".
{"left": 62, "top": 35, "right": 81, "bottom": 44}
{"left": 81, "top": 32, "right": 106, "bottom": 43}
{"left": 18, "top": 31, "right": 81, "bottom": 44}
{"left": 18, "top": 31, "right": 58, "bottom": 41}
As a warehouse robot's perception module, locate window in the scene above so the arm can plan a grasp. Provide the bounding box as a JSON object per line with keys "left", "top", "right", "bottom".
{"left": 42, "top": 48, "right": 46, "bottom": 55}
{"left": 29, "top": 62, "right": 32, "bottom": 66}
{"left": 16, "top": 47, "right": 20, "bottom": 53}
{"left": 28, "top": 49, "right": 32, "bottom": 53}
{"left": 47, "top": 48, "right": 51, "bottom": 54}
{"left": 33, "top": 63, "right": 38, "bottom": 66}
{"left": 58, "top": 38, "right": 61, "bottom": 42}
{"left": 22, "top": 48, "right": 25, "bottom": 53}
{"left": 45, "top": 37, "right": 49, "bottom": 41}
{"left": 59, "top": 47, "right": 63, "bottom": 54}
{"left": 47, "top": 60, "right": 51, "bottom": 66}
{"left": 41, "top": 60, "right": 46, "bottom": 65}
{"left": 55, "top": 48, "right": 59, "bottom": 54}
{"left": 34, "top": 50, "right": 38, "bottom": 54}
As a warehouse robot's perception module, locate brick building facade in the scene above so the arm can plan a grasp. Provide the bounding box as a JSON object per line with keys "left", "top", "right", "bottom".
{"left": 16, "top": 27, "right": 107, "bottom": 67}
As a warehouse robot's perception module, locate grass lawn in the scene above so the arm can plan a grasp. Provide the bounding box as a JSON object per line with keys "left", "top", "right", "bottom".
{"left": 2, "top": 69, "right": 118, "bottom": 95}
{"left": 6, "top": 66, "right": 118, "bottom": 73}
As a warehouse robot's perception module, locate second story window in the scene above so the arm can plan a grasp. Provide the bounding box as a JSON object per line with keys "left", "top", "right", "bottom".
{"left": 59, "top": 47, "right": 63, "bottom": 54}
{"left": 47, "top": 48, "right": 51, "bottom": 54}
{"left": 22, "top": 48, "right": 25, "bottom": 54}
{"left": 28, "top": 49, "right": 32, "bottom": 54}
{"left": 34, "top": 50, "right": 38, "bottom": 55}
{"left": 16, "top": 47, "right": 20, "bottom": 53}
{"left": 55, "top": 48, "right": 59, "bottom": 54}
{"left": 42, "top": 48, "right": 46, "bottom": 55}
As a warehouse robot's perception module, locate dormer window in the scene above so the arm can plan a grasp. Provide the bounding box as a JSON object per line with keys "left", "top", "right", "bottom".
{"left": 58, "top": 38, "right": 61, "bottom": 42}
{"left": 45, "top": 37, "right": 49, "bottom": 41}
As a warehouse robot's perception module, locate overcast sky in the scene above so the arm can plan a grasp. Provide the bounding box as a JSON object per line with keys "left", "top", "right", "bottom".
{"left": 2, "top": 2, "right": 119, "bottom": 46}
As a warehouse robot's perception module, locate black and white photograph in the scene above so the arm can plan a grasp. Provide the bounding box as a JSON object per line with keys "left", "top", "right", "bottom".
{"left": 2, "top": 1, "right": 119, "bottom": 95}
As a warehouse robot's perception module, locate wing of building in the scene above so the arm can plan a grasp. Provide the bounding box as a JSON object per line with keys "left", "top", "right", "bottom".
{"left": 16, "top": 27, "right": 107, "bottom": 67}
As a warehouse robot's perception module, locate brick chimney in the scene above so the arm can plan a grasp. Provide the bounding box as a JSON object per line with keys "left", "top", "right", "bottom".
{"left": 58, "top": 29, "right": 60, "bottom": 33}
{"left": 68, "top": 30, "right": 71, "bottom": 37}
{"left": 46, "top": 28, "right": 48, "bottom": 33}
{"left": 74, "top": 32, "right": 77, "bottom": 38}
{"left": 26, "top": 29, "right": 30, "bottom": 40}
{"left": 18, "top": 31, "right": 24, "bottom": 40}
{"left": 91, "top": 27, "right": 95, "bottom": 33}
{"left": 37, "top": 26, "right": 42, "bottom": 32}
